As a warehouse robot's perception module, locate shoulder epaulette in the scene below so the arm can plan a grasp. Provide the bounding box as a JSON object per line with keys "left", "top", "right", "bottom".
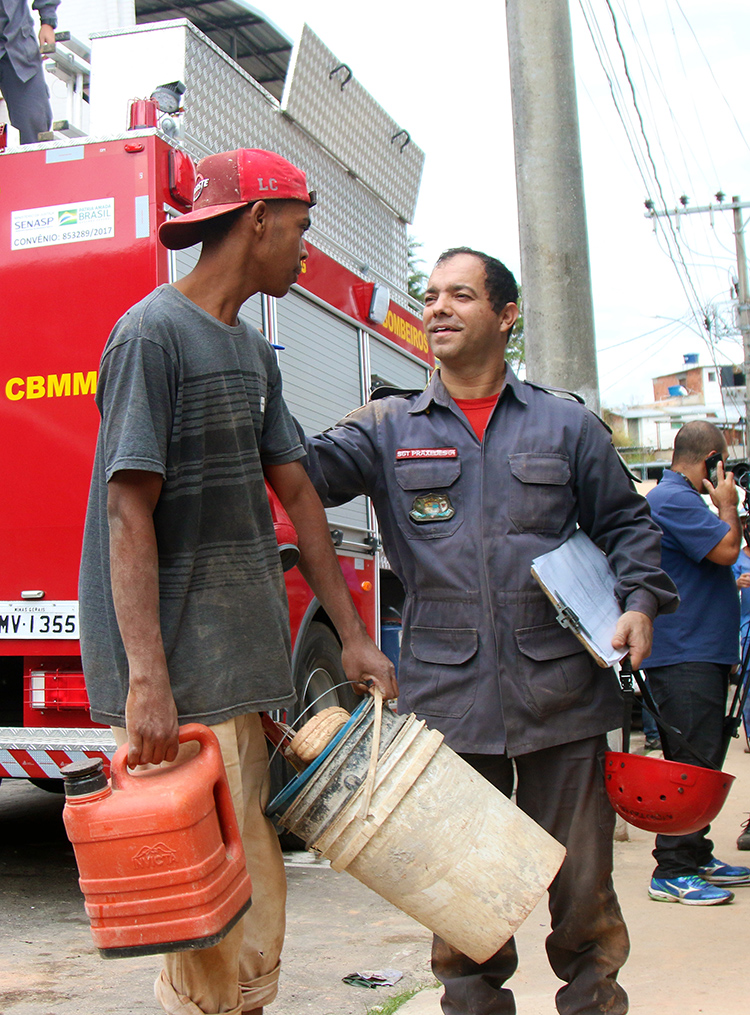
{"left": 318, "top": 387, "right": 419, "bottom": 430}
{"left": 522, "top": 379, "right": 619, "bottom": 434}
{"left": 369, "top": 385, "right": 423, "bottom": 402}
{"left": 522, "top": 380, "right": 639, "bottom": 483}
{"left": 522, "top": 379, "right": 586, "bottom": 404}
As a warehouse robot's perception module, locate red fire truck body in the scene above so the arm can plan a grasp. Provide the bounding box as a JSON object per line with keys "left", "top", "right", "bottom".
{"left": 0, "top": 122, "right": 430, "bottom": 781}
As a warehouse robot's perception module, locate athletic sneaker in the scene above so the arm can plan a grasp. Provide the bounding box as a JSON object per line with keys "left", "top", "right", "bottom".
{"left": 738, "top": 818, "right": 750, "bottom": 851}
{"left": 648, "top": 875, "right": 734, "bottom": 905}
{"left": 697, "top": 857, "right": 750, "bottom": 885}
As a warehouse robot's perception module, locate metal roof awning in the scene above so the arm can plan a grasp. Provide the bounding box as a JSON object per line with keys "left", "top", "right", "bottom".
{"left": 134, "top": 0, "right": 292, "bottom": 100}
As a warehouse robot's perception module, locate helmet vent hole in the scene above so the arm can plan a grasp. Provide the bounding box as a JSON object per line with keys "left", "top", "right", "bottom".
{"left": 659, "top": 794, "right": 666, "bottom": 801}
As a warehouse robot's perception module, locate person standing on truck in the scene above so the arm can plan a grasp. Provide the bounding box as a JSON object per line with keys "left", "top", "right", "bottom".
{"left": 0, "top": 0, "right": 58, "bottom": 143}
{"left": 302, "top": 247, "right": 679, "bottom": 1015}
{"left": 79, "top": 148, "right": 397, "bottom": 1015}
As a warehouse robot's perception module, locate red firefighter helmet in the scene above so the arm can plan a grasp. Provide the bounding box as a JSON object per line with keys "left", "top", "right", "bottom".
{"left": 604, "top": 752, "right": 735, "bottom": 835}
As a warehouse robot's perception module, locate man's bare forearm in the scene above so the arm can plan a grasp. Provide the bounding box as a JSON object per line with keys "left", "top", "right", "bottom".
{"left": 107, "top": 471, "right": 179, "bottom": 765}
{"left": 277, "top": 473, "right": 373, "bottom": 640}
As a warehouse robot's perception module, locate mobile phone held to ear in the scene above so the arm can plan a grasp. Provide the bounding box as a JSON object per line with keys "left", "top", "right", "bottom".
{"left": 705, "top": 450, "right": 723, "bottom": 487}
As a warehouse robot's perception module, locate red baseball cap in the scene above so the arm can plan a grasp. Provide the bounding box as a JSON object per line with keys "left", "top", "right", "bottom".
{"left": 159, "top": 148, "right": 316, "bottom": 250}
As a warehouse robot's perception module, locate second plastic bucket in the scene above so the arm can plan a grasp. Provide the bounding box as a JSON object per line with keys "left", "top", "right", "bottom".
{"left": 268, "top": 698, "right": 565, "bottom": 962}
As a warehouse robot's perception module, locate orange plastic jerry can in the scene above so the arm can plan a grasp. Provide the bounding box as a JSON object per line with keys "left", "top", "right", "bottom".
{"left": 62, "top": 723, "right": 252, "bottom": 958}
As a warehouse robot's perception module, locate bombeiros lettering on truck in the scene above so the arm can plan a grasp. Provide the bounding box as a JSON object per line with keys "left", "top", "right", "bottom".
{"left": 0, "top": 5, "right": 429, "bottom": 785}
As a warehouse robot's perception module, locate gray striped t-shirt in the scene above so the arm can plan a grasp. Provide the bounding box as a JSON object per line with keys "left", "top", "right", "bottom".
{"left": 79, "top": 285, "right": 304, "bottom": 726}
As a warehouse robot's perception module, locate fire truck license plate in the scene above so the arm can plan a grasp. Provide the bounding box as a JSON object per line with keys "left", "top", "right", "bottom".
{"left": 0, "top": 601, "right": 79, "bottom": 639}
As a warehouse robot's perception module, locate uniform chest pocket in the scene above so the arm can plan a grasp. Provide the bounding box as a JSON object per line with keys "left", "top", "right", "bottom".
{"left": 508, "top": 453, "right": 572, "bottom": 534}
{"left": 394, "top": 458, "right": 463, "bottom": 538}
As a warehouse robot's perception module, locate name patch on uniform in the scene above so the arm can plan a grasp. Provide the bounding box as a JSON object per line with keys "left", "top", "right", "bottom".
{"left": 396, "top": 448, "right": 457, "bottom": 460}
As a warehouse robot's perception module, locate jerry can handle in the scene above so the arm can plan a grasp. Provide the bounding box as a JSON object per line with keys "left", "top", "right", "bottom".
{"left": 110, "top": 721, "right": 217, "bottom": 786}
{"left": 110, "top": 723, "right": 247, "bottom": 865}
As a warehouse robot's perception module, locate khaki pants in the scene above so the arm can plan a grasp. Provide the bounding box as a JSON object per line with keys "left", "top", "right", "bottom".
{"left": 113, "top": 713, "right": 286, "bottom": 1014}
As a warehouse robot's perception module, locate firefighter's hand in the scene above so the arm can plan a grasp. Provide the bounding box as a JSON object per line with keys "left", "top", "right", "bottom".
{"left": 341, "top": 631, "right": 399, "bottom": 701}
{"left": 124, "top": 670, "right": 179, "bottom": 768}
{"left": 38, "top": 24, "right": 55, "bottom": 51}
{"left": 611, "top": 610, "right": 653, "bottom": 670}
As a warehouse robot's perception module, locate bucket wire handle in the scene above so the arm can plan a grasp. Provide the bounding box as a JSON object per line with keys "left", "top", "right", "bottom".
{"left": 359, "top": 687, "right": 383, "bottom": 820}
{"left": 261, "top": 680, "right": 364, "bottom": 811}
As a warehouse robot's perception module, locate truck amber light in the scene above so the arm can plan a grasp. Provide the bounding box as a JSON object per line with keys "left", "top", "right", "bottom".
{"left": 28, "top": 670, "right": 89, "bottom": 710}
{"left": 361, "top": 581, "right": 373, "bottom": 592}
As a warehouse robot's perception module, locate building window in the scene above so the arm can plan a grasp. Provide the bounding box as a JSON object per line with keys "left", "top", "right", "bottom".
{"left": 671, "top": 421, "right": 682, "bottom": 429}
{"left": 708, "top": 371, "right": 716, "bottom": 382}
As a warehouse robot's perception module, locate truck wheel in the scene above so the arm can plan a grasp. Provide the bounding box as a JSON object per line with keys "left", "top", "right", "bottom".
{"left": 291, "top": 621, "right": 359, "bottom": 724}
{"left": 29, "top": 778, "right": 65, "bottom": 793}
{"left": 271, "top": 622, "right": 359, "bottom": 850}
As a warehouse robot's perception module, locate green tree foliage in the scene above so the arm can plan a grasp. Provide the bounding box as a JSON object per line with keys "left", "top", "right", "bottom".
{"left": 505, "top": 298, "right": 524, "bottom": 368}
{"left": 407, "top": 235, "right": 428, "bottom": 302}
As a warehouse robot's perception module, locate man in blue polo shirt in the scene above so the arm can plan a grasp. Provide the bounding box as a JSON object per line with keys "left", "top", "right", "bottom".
{"left": 644, "top": 419, "right": 750, "bottom": 904}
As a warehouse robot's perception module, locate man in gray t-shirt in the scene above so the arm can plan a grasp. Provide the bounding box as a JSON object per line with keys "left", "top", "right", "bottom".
{"left": 79, "top": 149, "right": 397, "bottom": 1015}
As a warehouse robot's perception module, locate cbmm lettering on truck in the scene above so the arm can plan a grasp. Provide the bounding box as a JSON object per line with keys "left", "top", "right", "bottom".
{"left": 4, "top": 371, "right": 98, "bottom": 400}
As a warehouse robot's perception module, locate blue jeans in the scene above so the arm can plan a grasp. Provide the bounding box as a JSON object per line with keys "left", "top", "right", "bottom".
{"left": 740, "top": 626, "right": 750, "bottom": 740}
{"left": 645, "top": 662, "right": 729, "bottom": 877}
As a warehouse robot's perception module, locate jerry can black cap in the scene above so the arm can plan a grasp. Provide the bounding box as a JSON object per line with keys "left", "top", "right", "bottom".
{"left": 61, "top": 757, "right": 108, "bottom": 796}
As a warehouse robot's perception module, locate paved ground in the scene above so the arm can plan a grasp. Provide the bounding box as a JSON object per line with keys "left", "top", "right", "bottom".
{"left": 0, "top": 732, "right": 747, "bottom": 1015}
{"left": 401, "top": 733, "right": 750, "bottom": 1015}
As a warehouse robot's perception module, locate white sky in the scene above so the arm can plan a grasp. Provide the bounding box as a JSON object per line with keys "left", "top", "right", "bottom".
{"left": 268, "top": 0, "right": 750, "bottom": 409}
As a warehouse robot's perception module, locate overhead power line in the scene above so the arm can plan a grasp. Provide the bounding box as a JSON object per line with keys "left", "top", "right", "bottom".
{"left": 601, "top": 0, "right": 709, "bottom": 334}
{"left": 674, "top": 0, "right": 750, "bottom": 157}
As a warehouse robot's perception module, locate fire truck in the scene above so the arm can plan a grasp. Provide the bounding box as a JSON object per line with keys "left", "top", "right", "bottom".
{"left": 0, "top": 4, "right": 431, "bottom": 785}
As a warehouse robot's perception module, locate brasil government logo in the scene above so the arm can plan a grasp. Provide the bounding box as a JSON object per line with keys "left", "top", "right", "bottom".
{"left": 58, "top": 208, "right": 78, "bottom": 226}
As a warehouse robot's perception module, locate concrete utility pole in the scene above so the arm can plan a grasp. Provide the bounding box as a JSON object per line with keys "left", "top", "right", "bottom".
{"left": 506, "top": 0, "right": 600, "bottom": 412}
{"left": 734, "top": 200, "right": 750, "bottom": 452}
{"left": 645, "top": 196, "right": 750, "bottom": 452}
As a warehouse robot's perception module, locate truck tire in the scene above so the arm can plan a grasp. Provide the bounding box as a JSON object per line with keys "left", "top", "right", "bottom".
{"left": 270, "top": 622, "right": 359, "bottom": 849}
{"left": 29, "top": 778, "right": 64, "bottom": 793}
{"left": 290, "top": 621, "right": 359, "bottom": 724}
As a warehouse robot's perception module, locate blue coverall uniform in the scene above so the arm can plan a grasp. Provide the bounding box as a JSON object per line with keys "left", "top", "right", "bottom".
{"left": 305, "top": 365, "right": 678, "bottom": 1015}
{"left": 0, "top": 0, "right": 58, "bottom": 143}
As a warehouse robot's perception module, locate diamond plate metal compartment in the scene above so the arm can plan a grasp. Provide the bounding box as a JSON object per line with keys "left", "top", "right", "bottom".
{"left": 281, "top": 25, "right": 424, "bottom": 224}
{"left": 0, "top": 727, "right": 117, "bottom": 752}
{"left": 179, "top": 21, "right": 411, "bottom": 285}
{"left": 88, "top": 19, "right": 412, "bottom": 286}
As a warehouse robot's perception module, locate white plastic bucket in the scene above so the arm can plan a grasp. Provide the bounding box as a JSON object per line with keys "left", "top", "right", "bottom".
{"left": 268, "top": 698, "right": 565, "bottom": 962}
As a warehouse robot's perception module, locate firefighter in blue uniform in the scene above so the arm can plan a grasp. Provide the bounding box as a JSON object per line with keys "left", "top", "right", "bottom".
{"left": 303, "top": 248, "right": 678, "bottom": 1015}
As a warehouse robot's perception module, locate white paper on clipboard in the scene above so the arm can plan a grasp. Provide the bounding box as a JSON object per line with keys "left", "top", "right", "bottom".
{"left": 531, "top": 529, "right": 625, "bottom": 668}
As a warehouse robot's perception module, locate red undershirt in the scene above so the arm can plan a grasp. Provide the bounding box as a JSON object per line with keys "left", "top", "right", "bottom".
{"left": 453, "top": 394, "right": 500, "bottom": 441}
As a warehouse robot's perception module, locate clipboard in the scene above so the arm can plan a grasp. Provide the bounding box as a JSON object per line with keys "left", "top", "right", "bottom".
{"left": 530, "top": 529, "right": 626, "bottom": 669}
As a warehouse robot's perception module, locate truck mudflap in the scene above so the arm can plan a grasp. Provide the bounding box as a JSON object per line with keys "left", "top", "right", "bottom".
{"left": 0, "top": 727, "right": 116, "bottom": 779}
